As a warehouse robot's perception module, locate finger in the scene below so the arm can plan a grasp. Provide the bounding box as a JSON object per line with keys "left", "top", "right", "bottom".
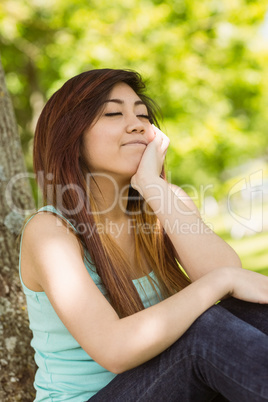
{"left": 161, "top": 133, "right": 170, "bottom": 153}
{"left": 152, "top": 127, "right": 162, "bottom": 142}
{"left": 151, "top": 124, "right": 157, "bottom": 137}
{"left": 151, "top": 124, "right": 163, "bottom": 140}
{"left": 152, "top": 125, "right": 170, "bottom": 152}
{"left": 152, "top": 125, "right": 168, "bottom": 147}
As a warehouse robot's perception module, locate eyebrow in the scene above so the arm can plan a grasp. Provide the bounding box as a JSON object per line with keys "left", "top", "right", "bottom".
{"left": 103, "top": 99, "right": 146, "bottom": 106}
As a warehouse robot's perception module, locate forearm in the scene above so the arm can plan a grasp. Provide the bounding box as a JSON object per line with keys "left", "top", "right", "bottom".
{"left": 108, "top": 267, "right": 232, "bottom": 373}
{"left": 140, "top": 177, "right": 241, "bottom": 280}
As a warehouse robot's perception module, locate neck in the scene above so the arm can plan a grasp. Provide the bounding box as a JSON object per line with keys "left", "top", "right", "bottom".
{"left": 87, "top": 172, "right": 131, "bottom": 222}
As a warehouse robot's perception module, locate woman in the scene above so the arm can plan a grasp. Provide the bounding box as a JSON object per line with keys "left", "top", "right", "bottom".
{"left": 20, "top": 68, "right": 268, "bottom": 401}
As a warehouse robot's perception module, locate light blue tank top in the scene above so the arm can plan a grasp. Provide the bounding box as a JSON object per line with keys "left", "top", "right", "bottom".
{"left": 19, "top": 205, "right": 162, "bottom": 401}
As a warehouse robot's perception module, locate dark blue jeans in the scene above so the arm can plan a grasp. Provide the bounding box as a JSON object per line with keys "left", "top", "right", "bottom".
{"left": 88, "top": 298, "right": 268, "bottom": 401}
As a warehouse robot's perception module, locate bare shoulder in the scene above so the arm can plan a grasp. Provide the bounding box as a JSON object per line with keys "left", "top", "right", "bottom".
{"left": 169, "top": 183, "right": 201, "bottom": 216}
{"left": 23, "top": 211, "right": 79, "bottom": 248}
{"left": 22, "top": 210, "right": 83, "bottom": 266}
{"left": 21, "top": 212, "right": 83, "bottom": 290}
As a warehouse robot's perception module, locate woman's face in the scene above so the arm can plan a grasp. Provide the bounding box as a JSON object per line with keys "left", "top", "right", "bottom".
{"left": 81, "top": 82, "right": 155, "bottom": 182}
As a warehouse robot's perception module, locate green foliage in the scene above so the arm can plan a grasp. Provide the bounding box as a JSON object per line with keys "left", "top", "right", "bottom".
{"left": 1, "top": 0, "right": 268, "bottom": 195}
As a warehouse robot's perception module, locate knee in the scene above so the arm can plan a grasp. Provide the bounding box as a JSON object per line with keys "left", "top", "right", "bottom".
{"left": 191, "top": 305, "right": 222, "bottom": 334}
{"left": 186, "top": 305, "right": 225, "bottom": 352}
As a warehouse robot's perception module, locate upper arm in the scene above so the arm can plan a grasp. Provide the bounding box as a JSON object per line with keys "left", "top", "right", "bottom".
{"left": 169, "top": 184, "right": 201, "bottom": 217}
{"left": 168, "top": 184, "right": 241, "bottom": 279}
{"left": 22, "top": 213, "right": 119, "bottom": 370}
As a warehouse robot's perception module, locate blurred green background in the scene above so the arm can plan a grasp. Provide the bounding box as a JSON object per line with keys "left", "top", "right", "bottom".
{"left": 1, "top": 0, "right": 267, "bottom": 275}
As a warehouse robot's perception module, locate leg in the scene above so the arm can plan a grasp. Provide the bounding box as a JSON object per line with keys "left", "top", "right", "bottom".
{"left": 219, "top": 297, "right": 268, "bottom": 335}
{"left": 212, "top": 395, "right": 229, "bottom": 402}
{"left": 89, "top": 305, "right": 268, "bottom": 402}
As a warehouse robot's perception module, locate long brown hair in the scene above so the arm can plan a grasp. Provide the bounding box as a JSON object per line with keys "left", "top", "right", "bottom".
{"left": 34, "top": 69, "right": 190, "bottom": 317}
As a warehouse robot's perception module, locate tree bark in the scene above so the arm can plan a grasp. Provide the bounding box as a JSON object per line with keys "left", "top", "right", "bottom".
{"left": 0, "top": 58, "right": 36, "bottom": 400}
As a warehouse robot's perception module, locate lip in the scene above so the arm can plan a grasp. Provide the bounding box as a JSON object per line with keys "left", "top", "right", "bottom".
{"left": 122, "top": 140, "right": 148, "bottom": 146}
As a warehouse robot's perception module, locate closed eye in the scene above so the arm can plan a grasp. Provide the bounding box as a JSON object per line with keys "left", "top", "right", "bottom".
{"left": 105, "top": 113, "right": 122, "bottom": 116}
{"left": 105, "top": 113, "right": 150, "bottom": 120}
{"left": 138, "top": 115, "right": 150, "bottom": 119}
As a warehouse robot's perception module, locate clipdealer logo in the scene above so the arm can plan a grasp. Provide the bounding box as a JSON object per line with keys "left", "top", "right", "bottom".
{"left": 227, "top": 170, "right": 264, "bottom": 234}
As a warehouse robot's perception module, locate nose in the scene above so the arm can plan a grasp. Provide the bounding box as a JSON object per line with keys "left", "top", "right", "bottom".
{"left": 126, "top": 115, "right": 145, "bottom": 134}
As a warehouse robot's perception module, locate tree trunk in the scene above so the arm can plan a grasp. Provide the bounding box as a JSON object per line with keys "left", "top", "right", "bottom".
{"left": 0, "top": 58, "right": 36, "bottom": 400}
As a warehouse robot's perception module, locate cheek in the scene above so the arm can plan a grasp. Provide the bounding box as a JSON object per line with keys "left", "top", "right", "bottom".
{"left": 83, "top": 131, "right": 106, "bottom": 156}
{"left": 81, "top": 135, "right": 100, "bottom": 168}
{"left": 82, "top": 134, "right": 118, "bottom": 170}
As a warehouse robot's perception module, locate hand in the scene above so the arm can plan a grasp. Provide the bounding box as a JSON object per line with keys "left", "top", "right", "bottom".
{"left": 131, "top": 125, "right": 170, "bottom": 191}
{"left": 227, "top": 267, "right": 268, "bottom": 304}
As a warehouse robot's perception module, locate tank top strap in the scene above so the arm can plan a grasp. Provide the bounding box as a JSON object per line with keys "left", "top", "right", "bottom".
{"left": 37, "top": 205, "right": 78, "bottom": 232}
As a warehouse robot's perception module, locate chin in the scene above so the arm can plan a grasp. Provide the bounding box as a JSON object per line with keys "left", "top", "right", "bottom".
{"left": 129, "top": 163, "right": 141, "bottom": 175}
{"left": 121, "top": 166, "right": 140, "bottom": 181}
